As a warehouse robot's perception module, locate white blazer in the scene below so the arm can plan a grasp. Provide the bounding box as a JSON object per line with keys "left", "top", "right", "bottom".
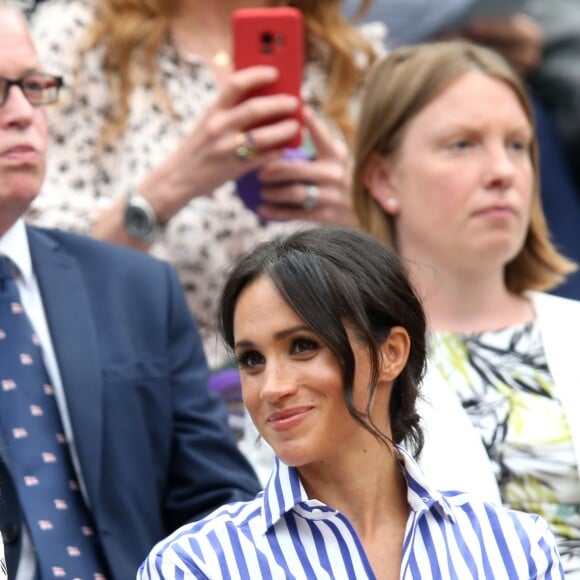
{"left": 418, "top": 291, "right": 580, "bottom": 503}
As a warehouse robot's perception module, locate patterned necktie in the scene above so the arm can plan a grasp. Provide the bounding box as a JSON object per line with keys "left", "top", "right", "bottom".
{"left": 0, "top": 256, "right": 107, "bottom": 579}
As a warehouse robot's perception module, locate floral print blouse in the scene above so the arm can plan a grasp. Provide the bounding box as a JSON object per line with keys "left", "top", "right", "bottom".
{"left": 430, "top": 321, "right": 580, "bottom": 577}
{"left": 27, "top": 0, "right": 385, "bottom": 368}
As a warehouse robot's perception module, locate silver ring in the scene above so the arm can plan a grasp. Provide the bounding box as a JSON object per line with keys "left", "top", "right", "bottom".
{"left": 234, "top": 132, "right": 256, "bottom": 162}
{"left": 303, "top": 184, "right": 319, "bottom": 211}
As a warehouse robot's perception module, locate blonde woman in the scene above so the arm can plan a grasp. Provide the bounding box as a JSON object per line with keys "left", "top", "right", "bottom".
{"left": 27, "top": 0, "right": 382, "bottom": 368}
{"left": 354, "top": 40, "right": 580, "bottom": 575}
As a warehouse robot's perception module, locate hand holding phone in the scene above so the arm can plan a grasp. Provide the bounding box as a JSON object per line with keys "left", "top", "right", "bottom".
{"left": 232, "top": 7, "right": 304, "bottom": 149}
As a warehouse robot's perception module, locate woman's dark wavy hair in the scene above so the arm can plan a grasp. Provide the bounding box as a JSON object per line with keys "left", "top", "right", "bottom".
{"left": 219, "top": 227, "right": 427, "bottom": 457}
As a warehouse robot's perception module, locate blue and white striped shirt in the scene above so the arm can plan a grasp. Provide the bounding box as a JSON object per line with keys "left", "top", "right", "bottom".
{"left": 138, "top": 448, "right": 564, "bottom": 579}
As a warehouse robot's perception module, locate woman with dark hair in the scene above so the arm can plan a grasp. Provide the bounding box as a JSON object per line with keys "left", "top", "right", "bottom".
{"left": 139, "top": 227, "right": 563, "bottom": 579}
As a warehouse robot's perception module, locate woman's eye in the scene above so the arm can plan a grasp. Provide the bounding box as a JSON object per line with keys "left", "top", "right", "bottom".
{"left": 236, "top": 350, "right": 264, "bottom": 369}
{"left": 292, "top": 337, "right": 318, "bottom": 355}
{"left": 449, "top": 139, "right": 471, "bottom": 150}
{"left": 508, "top": 139, "right": 529, "bottom": 153}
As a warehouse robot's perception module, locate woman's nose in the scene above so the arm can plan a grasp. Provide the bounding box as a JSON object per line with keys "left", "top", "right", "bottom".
{"left": 259, "top": 363, "right": 298, "bottom": 403}
{"left": 483, "top": 145, "right": 516, "bottom": 190}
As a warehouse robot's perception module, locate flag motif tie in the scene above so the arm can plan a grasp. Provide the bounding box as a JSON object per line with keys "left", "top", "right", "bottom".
{"left": 0, "top": 256, "right": 107, "bottom": 579}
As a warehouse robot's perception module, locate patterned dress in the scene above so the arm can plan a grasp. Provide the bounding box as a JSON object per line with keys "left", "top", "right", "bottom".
{"left": 26, "top": 0, "right": 384, "bottom": 369}
{"left": 430, "top": 321, "right": 580, "bottom": 576}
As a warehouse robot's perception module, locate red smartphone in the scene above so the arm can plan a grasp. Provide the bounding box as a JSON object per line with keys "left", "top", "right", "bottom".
{"left": 232, "top": 7, "right": 304, "bottom": 148}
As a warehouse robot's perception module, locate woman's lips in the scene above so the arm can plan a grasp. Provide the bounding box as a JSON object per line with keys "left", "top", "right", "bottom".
{"left": 267, "top": 406, "right": 313, "bottom": 432}
{"left": 472, "top": 205, "right": 516, "bottom": 219}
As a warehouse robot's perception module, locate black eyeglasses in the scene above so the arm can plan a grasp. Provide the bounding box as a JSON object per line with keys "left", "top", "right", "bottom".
{"left": 0, "top": 72, "right": 63, "bottom": 107}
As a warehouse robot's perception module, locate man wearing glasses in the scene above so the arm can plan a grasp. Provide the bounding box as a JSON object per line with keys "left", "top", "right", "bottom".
{"left": 0, "top": 5, "right": 260, "bottom": 579}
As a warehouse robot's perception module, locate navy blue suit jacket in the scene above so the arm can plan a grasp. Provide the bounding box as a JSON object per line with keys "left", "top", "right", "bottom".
{"left": 0, "top": 226, "right": 260, "bottom": 579}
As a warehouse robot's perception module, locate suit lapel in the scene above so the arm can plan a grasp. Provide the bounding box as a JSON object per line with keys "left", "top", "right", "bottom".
{"left": 27, "top": 227, "right": 103, "bottom": 505}
{"left": 531, "top": 291, "right": 580, "bottom": 483}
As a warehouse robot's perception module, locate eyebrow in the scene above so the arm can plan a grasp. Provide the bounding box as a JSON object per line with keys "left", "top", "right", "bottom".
{"left": 435, "top": 119, "right": 532, "bottom": 133}
{"left": 234, "top": 324, "right": 312, "bottom": 349}
{"left": 1, "top": 66, "right": 43, "bottom": 78}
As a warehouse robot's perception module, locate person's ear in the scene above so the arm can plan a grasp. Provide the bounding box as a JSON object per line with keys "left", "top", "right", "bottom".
{"left": 379, "top": 326, "right": 411, "bottom": 383}
{"left": 362, "top": 152, "right": 400, "bottom": 216}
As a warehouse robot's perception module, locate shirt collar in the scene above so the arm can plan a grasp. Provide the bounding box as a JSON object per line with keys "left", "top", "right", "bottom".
{"left": 260, "top": 445, "right": 456, "bottom": 533}
{"left": 0, "top": 219, "right": 33, "bottom": 287}
{"left": 397, "top": 446, "right": 456, "bottom": 521}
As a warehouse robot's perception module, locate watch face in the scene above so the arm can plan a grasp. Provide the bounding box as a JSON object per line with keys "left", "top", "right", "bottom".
{"left": 125, "top": 196, "right": 157, "bottom": 240}
{"left": 130, "top": 207, "right": 152, "bottom": 233}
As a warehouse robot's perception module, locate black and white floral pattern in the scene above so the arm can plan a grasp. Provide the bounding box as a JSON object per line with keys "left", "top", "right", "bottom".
{"left": 431, "top": 321, "right": 580, "bottom": 575}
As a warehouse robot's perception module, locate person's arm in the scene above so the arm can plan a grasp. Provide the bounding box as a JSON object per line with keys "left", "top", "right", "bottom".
{"left": 523, "top": 0, "right": 580, "bottom": 187}
{"left": 28, "top": 1, "right": 300, "bottom": 251}
{"left": 462, "top": 12, "right": 543, "bottom": 76}
{"left": 161, "top": 262, "right": 260, "bottom": 530}
{"left": 91, "top": 66, "right": 300, "bottom": 250}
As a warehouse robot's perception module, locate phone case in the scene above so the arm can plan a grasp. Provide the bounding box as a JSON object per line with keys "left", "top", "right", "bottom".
{"left": 236, "top": 147, "right": 311, "bottom": 214}
{"left": 232, "top": 7, "right": 304, "bottom": 148}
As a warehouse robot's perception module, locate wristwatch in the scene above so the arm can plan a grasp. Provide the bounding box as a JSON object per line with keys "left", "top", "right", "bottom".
{"left": 124, "top": 193, "right": 161, "bottom": 242}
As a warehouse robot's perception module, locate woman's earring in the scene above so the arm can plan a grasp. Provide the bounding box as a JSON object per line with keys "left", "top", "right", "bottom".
{"left": 385, "top": 198, "right": 399, "bottom": 213}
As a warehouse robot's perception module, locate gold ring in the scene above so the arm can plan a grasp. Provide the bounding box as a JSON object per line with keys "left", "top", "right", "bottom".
{"left": 234, "top": 132, "right": 256, "bottom": 162}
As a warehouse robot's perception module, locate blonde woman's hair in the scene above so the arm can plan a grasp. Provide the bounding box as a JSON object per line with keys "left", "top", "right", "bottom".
{"left": 81, "top": 0, "right": 376, "bottom": 146}
{"left": 352, "top": 40, "right": 576, "bottom": 294}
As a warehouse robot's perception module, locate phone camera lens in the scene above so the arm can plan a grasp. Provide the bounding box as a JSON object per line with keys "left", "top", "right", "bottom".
{"left": 261, "top": 32, "right": 273, "bottom": 44}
